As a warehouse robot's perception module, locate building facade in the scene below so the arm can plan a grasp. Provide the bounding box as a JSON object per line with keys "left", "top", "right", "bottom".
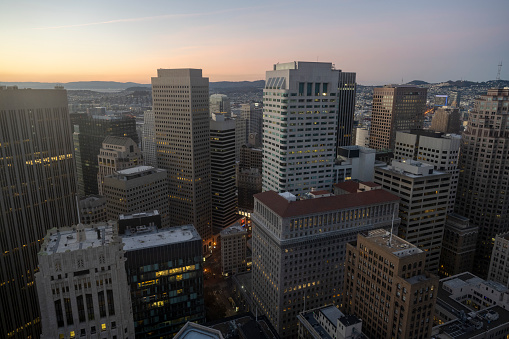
{"left": 333, "top": 146, "right": 378, "bottom": 183}
{"left": 262, "top": 61, "right": 339, "bottom": 196}
{"left": 336, "top": 72, "right": 357, "bottom": 149}
{"left": 209, "top": 94, "right": 231, "bottom": 116}
{"left": 220, "top": 223, "right": 247, "bottom": 276}
{"left": 142, "top": 110, "right": 157, "bottom": 167}
{"left": 238, "top": 145, "right": 263, "bottom": 212}
{"left": 79, "top": 195, "right": 107, "bottom": 224}
{"left": 97, "top": 136, "right": 141, "bottom": 195}
{"left": 297, "top": 305, "right": 365, "bottom": 339}
{"left": 122, "top": 224, "right": 205, "bottom": 338}
{"left": 488, "top": 232, "right": 509, "bottom": 287}
{"left": 455, "top": 88, "right": 509, "bottom": 278}
{"left": 210, "top": 114, "right": 237, "bottom": 232}
{"left": 35, "top": 223, "right": 135, "bottom": 339}
{"left": 0, "top": 86, "right": 79, "bottom": 338}
{"left": 430, "top": 106, "right": 461, "bottom": 134}
{"left": 103, "top": 166, "right": 169, "bottom": 227}
{"left": 394, "top": 130, "right": 461, "bottom": 213}
{"left": 71, "top": 114, "right": 138, "bottom": 196}
{"left": 374, "top": 160, "right": 451, "bottom": 273}
{"left": 438, "top": 213, "right": 477, "bottom": 278}
{"left": 152, "top": 69, "right": 212, "bottom": 249}
{"left": 369, "top": 85, "right": 427, "bottom": 151}
{"left": 343, "top": 231, "right": 439, "bottom": 339}
{"left": 241, "top": 103, "right": 263, "bottom": 147}
{"left": 251, "top": 187, "right": 400, "bottom": 338}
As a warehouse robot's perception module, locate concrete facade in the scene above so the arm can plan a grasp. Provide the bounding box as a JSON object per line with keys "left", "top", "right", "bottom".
{"left": 488, "top": 233, "right": 509, "bottom": 287}
{"left": 220, "top": 223, "right": 248, "bottom": 276}
{"left": 431, "top": 106, "right": 461, "bottom": 134}
{"left": 79, "top": 195, "right": 107, "bottom": 224}
{"left": 142, "top": 110, "right": 157, "bottom": 167}
{"left": 35, "top": 223, "right": 135, "bottom": 339}
{"left": 333, "top": 146, "right": 377, "bottom": 183}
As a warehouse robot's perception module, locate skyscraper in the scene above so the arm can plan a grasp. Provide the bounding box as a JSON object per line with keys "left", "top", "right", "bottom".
{"left": 343, "top": 230, "right": 439, "bottom": 339}
{"left": 262, "top": 61, "right": 339, "bottom": 196}
{"left": 251, "top": 186, "right": 400, "bottom": 338}
{"left": 430, "top": 106, "right": 461, "bottom": 134}
{"left": 210, "top": 113, "right": 237, "bottom": 232}
{"left": 241, "top": 103, "right": 263, "bottom": 147}
{"left": 71, "top": 114, "right": 138, "bottom": 196}
{"left": 336, "top": 72, "right": 357, "bottom": 149}
{"left": 0, "top": 86, "right": 79, "bottom": 338}
{"left": 374, "top": 160, "right": 451, "bottom": 273}
{"left": 152, "top": 69, "right": 212, "bottom": 249}
{"left": 209, "top": 94, "right": 231, "bottom": 116}
{"left": 369, "top": 85, "right": 427, "bottom": 151}
{"left": 142, "top": 110, "right": 157, "bottom": 167}
{"left": 455, "top": 88, "right": 509, "bottom": 278}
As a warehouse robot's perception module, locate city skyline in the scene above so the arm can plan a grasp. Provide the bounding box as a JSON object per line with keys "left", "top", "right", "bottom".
{"left": 1, "top": 0, "right": 508, "bottom": 84}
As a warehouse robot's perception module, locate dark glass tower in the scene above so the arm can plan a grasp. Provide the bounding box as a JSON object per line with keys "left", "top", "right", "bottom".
{"left": 336, "top": 71, "right": 357, "bottom": 150}
{"left": 455, "top": 88, "right": 509, "bottom": 278}
{"left": 0, "top": 86, "right": 79, "bottom": 338}
{"left": 71, "top": 114, "right": 138, "bottom": 196}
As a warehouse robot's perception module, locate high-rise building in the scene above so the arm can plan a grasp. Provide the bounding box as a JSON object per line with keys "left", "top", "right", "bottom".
{"left": 103, "top": 166, "right": 170, "bottom": 227}
{"left": 142, "top": 110, "right": 157, "bottom": 167}
{"left": 0, "top": 86, "right": 79, "bottom": 338}
{"left": 438, "top": 213, "right": 477, "bottom": 278}
{"left": 241, "top": 103, "right": 263, "bottom": 147}
{"left": 71, "top": 114, "right": 138, "bottom": 196}
{"left": 152, "top": 69, "right": 212, "bottom": 249}
{"left": 79, "top": 195, "right": 107, "bottom": 224}
{"left": 35, "top": 223, "right": 135, "bottom": 339}
{"left": 97, "top": 136, "right": 141, "bottom": 195}
{"left": 343, "top": 230, "right": 439, "bottom": 339}
{"left": 431, "top": 106, "right": 461, "bottom": 134}
{"left": 251, "top": 187, "right": 400, "bottom": 338}
{"left": 333, "top": 145, "right": 378, "bottom": 183}
{"left": 488, "top": 232, "right": 509, "bottom": 287}
{"left": 237, "top": 145, "right": 263, "bottom": 212}
{"left": 220, "top": 223, "right": 248, "bottom": 276}
{"left": 354, "top": 125, "right": 370, "bottom": 147}
{"left": 262, "top": 61, "right": 339, "bottom": 196}
{"left": 122, "top": 224, "right": 205, "bottom": 338}
{"left": 209, "top": 94, "right": 231, "bottom": 116}
{"left": 235, "top": 115, "right": 248, "bottom": 160}
{"left": 374, "top": 160, "right": 451, "bottom": 273}
{"left": 336, "top": 72, "right": 357, "bottom": 149}
{"left": 210, "top": 114, "right": 237, "bottom": 232}
{"left": 455, "top": 88, "right": 509, "bottom": 278}
{"left": 369, "top": 85, "right": 427, "bottom": 151}
{"left": 394, "top": 130, "right": 461, "bottom": 213}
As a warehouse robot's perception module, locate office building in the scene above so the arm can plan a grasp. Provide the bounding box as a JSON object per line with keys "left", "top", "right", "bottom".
{"left": 0, "top": 86, "right": 79, "bottom": 338}
{"left": 220, "top": 223, "right": 248, "bottom": 276}
{"left": 238, "top": 145, "right": 263, "bottom": 212}
{"left": 122, "top": 224, "right": 205, "bottom": 338}
{"left": 369, "top": 85, "right": 427, "bottom": 151}
{"left": 71, "top": 114, "right": 138, "bottom": 196}
{"left": 374, "top": 160, "right": 451, "bottom": 272}
{"left": 241, "top": 103, "right": 263, "bottom": 147}
{"left": 336, "top": 72, "right": 357, "bottom": 149}
{"left": 210, "top": 114, "right": 237, "bottom": 232}
{"left": 297, "top": 305, "right": 366, "bottom": 339}
{"left": 455, "top": 88, "right": 509, "bottom": 278}
{"left": 438, "top": 213, "right": 477, "bottom": 278}
{"left": 262, "top": 61, "right": 339, "bottom": 196}
{"left": 142, "top": 110, "right": 157, "bottom": 167}
{"left": 343, "top": 231, "right": 439, "bottom": 339}
{"left": 209, "top": 94, "right": 231, "bottom": 116}
{"left": 434, "top": 92, "right": 460, "bottom": 108}
{"left": 79, "top": 195, "right": 107, "bottom": 224}
{"left": 173, "top": 323, "right": 224, "bottom": 339}
{"left": 235, "top": 115, "right": 248, "bottom": 160}
{"left": 431, "top": 106, "right": 461, "bottom": 134}
{"left": 251, "top": 186, "right": 400, "bottom": 338}
{"left": 394, "top": 130, "right": 461, "bottom": 213}
{"left": 103, "top": 166, "right": 169, "bottom": 227}
{"left": 354, "top": 125, "right": 370, "bottom": 147}
{"left": 97, "top": 136, "right": 141, "bottom": 195}
{"left": 35, "top": 223, "right": 135, "bottom": 339}
{"left": 488, "top": 232, "right": 509, "bottom": 287}
{"left": 433, "top": 272, "right": 509, "bottom": 338}
{"left": 333, "top": 145, "right": 378, "bottom": 183}
{"left": 152, "top": 69, "right": 212, "bottom": 248}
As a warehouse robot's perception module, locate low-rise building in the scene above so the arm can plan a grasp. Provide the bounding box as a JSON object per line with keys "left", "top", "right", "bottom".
{"left": 297, "top": 305, "right": 366, "bottom": 339}
{"left": 79, "top": 195, "right": 107, "bottom": 224}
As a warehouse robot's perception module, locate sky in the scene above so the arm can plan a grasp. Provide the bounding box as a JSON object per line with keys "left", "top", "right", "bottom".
{"left": 1, "top": 0, "right": 508, "bottom": 85}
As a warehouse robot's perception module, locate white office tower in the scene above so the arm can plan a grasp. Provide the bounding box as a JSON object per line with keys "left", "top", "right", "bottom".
{"left": 262, "top": 62, "right": 339, "bottom": 196}
{"left": 394, "top": 130, "right": 461, "bottom": 213}
{"left": 142, "top": 110, "right": 157, "bottom": 167}
{"left": 35, "top": 223, "right": 135, "bottom": 339}
{"left": 209, "top": 94, "right": 231, "bottom": 116}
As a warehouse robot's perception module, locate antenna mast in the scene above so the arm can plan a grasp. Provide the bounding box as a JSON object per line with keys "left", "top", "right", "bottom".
{"left": 496, "top": 61, "right": 503, "bottom": 81}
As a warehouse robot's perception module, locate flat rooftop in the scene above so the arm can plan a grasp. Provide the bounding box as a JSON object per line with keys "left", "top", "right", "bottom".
{"left": 220, "top": 224, "right": 247, "bottom": 236}
{"left": 365, "top": 230, "right": 423, "bottom": 258}
{"left": 116, "top": 165, "right": 155, "bottom": 175}
{"left": 41, "top": 223, "right": 115, "bottom": 255}
{"left": 121, "top": 225, "right": 200, "bottom": 251}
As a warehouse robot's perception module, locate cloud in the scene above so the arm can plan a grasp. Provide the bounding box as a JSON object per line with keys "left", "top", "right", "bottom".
{"left": 35, "top": 5, "right": 270, "bottom": 30}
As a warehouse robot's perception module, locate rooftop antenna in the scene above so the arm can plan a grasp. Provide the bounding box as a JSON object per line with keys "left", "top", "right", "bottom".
{"left": 496, "top": 60, "right": 503, "bottom": 81}
{"left": 389, "top": 207, "right": 396, "bottom": 247}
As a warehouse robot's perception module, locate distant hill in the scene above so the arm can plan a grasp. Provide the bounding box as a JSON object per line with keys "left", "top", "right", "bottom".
{"left": 406, "top": 80, "right": 429, "bottom": 85}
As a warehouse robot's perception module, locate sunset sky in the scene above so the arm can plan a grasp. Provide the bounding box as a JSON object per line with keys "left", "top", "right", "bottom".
{"left": 1, "top": 0, "right": 508, "bottom": 85}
